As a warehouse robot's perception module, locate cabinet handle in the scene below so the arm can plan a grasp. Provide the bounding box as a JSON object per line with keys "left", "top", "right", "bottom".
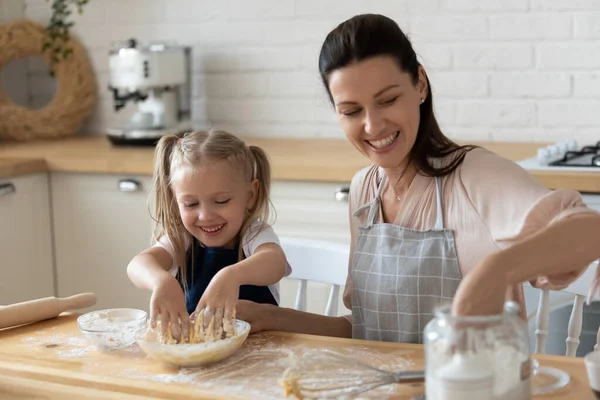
{"left": 334, "top": 186, "right": 350, "bottom": 202}
{"left": 0, "top": 182, "right": 16, "bottom": 197}
{"left": 118, "top": 179, "right": 141, "bottom": 192}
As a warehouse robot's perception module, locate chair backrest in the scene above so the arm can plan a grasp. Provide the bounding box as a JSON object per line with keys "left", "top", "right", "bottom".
{"left": 527, "top": 260, "right": 599, "bottom": 357}
{"left": 279, "top": 236, "right": 350, "bottom": 317}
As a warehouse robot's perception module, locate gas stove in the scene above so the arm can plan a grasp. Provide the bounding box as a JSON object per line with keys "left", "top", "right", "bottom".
{"left": 517, "top": 140, "right": 600, "bottom": 212}
{"left": 518, "top": 140, "right": 600, "bottom": 172}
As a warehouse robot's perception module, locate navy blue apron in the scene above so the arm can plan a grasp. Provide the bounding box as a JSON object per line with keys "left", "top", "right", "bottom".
{"left": 178, "top": 239, "right": 277, "bottom": 315}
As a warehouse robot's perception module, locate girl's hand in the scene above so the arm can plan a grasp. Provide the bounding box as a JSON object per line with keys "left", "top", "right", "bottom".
{"left": 193, "top": 268, "right": 240, "bottom": 337}
{"left": 150, "top": 275, "right": 190, "bottom": 342}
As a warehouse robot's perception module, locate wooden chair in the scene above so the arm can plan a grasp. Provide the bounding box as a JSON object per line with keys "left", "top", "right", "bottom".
{"left": 528, "top": 260, "right": 600, "bottom": 356}
{"left": 279, "top": 236, "right": 349, "bottom": 317}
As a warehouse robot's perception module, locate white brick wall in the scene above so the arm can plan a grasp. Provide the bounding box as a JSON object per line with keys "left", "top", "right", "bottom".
{"left": 1, "top": 0, "right": 30, "bottom": 108}
{"left": 22, "top": 0, "right": 600, "bottom": 143}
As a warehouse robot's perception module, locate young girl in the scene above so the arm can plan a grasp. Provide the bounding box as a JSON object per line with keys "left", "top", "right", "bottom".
{"left": 127, "top": 130, "right": 290, "bottom": 343}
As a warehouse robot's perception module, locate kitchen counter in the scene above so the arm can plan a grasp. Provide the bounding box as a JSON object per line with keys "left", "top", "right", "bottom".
{"left": 0, "top": 157, "right": 47, "bottom": 179}
{"left": 0, "top": 136, "right": 598, "bottom": 192}
{"left": 0, "top": 314, "right": 593, "bottom": 399}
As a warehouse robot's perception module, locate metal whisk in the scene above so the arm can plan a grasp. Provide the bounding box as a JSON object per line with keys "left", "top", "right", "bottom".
{"left": 280, "top": 349, "right": 424, "bottom": 399}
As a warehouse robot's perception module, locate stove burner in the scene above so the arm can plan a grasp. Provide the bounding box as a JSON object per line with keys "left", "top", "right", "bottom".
{"left": 550, "top": 141, "right": 600, "bottom": 168}
{"left": 581, "top": 141, "right": 600, "bottom": 153}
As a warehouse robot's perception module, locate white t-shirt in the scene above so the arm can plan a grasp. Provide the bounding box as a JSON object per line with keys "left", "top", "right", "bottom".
{"left": 153, "top": 220, "right": 291, "bottom": 304}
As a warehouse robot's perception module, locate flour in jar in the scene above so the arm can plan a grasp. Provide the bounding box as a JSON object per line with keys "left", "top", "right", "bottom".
{"left": 427, "top": 341, "right": 531, "bottom": 400}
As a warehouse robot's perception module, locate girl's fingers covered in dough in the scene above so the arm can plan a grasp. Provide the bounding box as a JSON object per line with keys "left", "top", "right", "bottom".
{"left": 224, "top": 305, "right": 235, "bottom": 325}
{"left": 150, "top": 305, "right": 159, "bottom": 329}
{"left": 223, "top": 305, "right": 235, "bottom": 335}
{"left": 159, "top": 311, "right": 170, "bottom": 337}
{"left": 169, "top": 313, "right": 181, "bottom": 342}
{"left": 203, "top": 307, "right": 214, "bottom": 330}
{"left": 214, "top": 308, "right": 224, "bottom": 338}
{"left": 180, "top": 312, "right": 190, "bottom": 342}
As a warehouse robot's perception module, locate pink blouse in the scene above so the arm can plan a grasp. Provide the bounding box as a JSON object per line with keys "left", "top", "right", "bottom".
{"left": 343, "top": 147, "right": 599, "bottom": 317}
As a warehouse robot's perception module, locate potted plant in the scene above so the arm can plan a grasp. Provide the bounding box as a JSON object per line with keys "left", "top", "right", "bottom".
{"left": 42, "top": 0, "right": 89, "bottom": 74}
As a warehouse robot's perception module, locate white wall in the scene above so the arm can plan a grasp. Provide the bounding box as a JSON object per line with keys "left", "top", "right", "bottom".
{"left": 22, "top": 0, "right": 600, "bottom": 143}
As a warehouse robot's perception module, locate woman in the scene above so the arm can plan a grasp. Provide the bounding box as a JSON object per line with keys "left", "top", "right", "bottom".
{"left": 237, "top": 14, "right": 600, "bottom": 343}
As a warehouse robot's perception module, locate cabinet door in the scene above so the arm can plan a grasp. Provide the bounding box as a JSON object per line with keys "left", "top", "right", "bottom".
{"left": 0, "top": 173, "right": 54, "bottom": 305}
{"left": 582, "top": 194, "right": 600, "bottom": 213}
{"left": 270, "top": 180, "right": 351, "bottom": 316}
{"left": 270, "top": 181, "right": 351, "bottom": 244}
{"left": 51, "top": 173, "right": 154, "bottom": 312}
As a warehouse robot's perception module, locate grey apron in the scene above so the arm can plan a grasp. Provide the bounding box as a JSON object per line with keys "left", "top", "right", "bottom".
{"left": 351, "top": 174, "right": 462, "bottom": 343}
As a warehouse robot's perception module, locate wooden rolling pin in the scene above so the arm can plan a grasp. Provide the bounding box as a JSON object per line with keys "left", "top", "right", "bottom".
{"left": 0, "top": 293, "right": 97, "bottom": 329}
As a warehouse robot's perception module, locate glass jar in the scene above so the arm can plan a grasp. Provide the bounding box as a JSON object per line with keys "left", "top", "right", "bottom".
{"left": 424, "top": 301, "right": 532, "bottom": 400}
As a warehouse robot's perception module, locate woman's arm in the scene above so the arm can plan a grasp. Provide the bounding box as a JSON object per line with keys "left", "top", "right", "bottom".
{"left": 236, "top": 300, "right": 352, "bottom": 337}
{"left": 453, "top": 212, "right": 600, "bottom": 316}
{"left": 503, "top": 212, "right": 600, "bottom": 285}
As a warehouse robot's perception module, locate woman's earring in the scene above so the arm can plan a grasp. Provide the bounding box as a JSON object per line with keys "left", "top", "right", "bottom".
{"left": 420, "top": 98, "right": 425, "bottom": 104}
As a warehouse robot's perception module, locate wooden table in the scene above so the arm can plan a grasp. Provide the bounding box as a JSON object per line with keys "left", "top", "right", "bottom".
{"left": 0, "top": 315, "right": 593, "bottom": 399}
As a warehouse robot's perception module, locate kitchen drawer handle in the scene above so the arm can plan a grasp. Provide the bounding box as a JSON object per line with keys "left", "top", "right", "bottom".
{"left": 0, "top": 182, "right": 16, "bottom": 197}
{"left": 334, "top": 186, "right": 350, "bottom": 202}
{"left": 118, "top": 179, "right": 141, "bottom": 192}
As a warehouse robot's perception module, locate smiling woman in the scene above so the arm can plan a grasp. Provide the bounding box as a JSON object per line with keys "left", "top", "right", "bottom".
{"left": 235, "top": 13, "right": 600, "bottom": 344}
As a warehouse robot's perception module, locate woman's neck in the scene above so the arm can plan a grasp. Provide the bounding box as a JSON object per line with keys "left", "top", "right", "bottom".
{"left": 383, "top": 161, "right": 418, "bottom": 199}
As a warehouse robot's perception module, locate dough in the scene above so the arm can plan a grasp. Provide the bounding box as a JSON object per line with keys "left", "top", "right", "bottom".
{"left": 153, "top": 311, "right": 236, "bottom": 344}
{"left": 280, "top": 366, "right": 303, "bottom": 399}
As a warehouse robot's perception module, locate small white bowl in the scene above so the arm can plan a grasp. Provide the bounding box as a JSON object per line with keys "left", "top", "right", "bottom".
{"left": 135, "top": 319, "right": 251, "bottom": 368}
{"left": 77, "top": 308, "right": 147, "bottom": 351}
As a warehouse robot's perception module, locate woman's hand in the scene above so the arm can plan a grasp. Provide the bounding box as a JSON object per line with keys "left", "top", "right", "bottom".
{"left": 150, "top": 275, "right": 190, "bottom": 342}
{"left": 193, "top": 268, "right": 240, "bottom": 337}
{"left": 235, "top": 300, "right": 272, "bottom": 333}
{"left": 451, "top": 254, "right": 507, "bottom": 316}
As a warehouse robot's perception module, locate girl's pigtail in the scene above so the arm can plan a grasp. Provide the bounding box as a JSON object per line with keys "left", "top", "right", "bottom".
{"left": 150, "top": 134, "right": 188, "bottom": 287}
{"left": 246, "top": 145, "right": 275, "bottom": 240}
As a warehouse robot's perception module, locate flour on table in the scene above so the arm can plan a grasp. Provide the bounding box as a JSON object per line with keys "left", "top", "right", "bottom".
{"left": 21, "top": 332, "right": 95, "bottom": 358}
{"left": 123, "top": 334, "right": 416, "bottom": 400}
{"left": 19, "top": 330, "right": 415, "bottom": 399}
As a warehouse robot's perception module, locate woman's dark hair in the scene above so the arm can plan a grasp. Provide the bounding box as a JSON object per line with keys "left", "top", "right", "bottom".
{"left": 318, "top": 13, "right": 476, "bottom": 177}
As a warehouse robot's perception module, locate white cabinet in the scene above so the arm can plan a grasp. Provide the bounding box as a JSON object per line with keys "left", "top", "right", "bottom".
{"left": 270, "top": 181, "right": 351, "bottom": 244}
{"left": 0, "top": 173, "right": 55, "bottom": 305}
{"left": 49, "top": 174, "right": 353, "bottom": 317}
{"left": 51, "top": 173, "right": 154, "bottom": 312}
{"left": 271, "top": 180, "right": 352, "bottom": 316}
{"left": 582, "top": 194, "right": 600, "bottom": 213}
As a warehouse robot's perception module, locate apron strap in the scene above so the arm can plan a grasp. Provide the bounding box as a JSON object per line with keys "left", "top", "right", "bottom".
{"left": 434, "top": 176, "right": 444, "bottom": 230}
{"left": 354, "top": 167, "right": 445, "bottom": 230}
{"left": 365, "top": 173, "right": 386, "bottom": 226}
{"left": 352, "top": 172, "right": 386, "bottom": 227}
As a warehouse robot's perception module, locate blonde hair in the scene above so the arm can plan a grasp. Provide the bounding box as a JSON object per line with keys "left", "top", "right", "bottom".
{"left": 149, "top": 130, "right": 273, "bottom": 287}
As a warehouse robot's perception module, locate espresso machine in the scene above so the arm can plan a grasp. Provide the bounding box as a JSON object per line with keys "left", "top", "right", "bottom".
{"left": 106, "top": 39, "right": 192, "bottom": 146}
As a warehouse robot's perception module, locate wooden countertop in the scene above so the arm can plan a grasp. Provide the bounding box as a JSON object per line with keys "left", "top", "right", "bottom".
{"left": 0, "top": 136, "right": 598, "bottom": 192}
{"left": 0, "top": 314, "right": 593, "bottom": 399}
{"left": 0, "top": 157, "right": 47, "bottom": 179}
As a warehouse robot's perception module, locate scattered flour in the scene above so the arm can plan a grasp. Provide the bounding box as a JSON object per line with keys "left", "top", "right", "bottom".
{"left": 122, "top": 335, "right": 417, "bottom": 399}
{"left": 20, "top": 331, "right": 418, "bottom": 399}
